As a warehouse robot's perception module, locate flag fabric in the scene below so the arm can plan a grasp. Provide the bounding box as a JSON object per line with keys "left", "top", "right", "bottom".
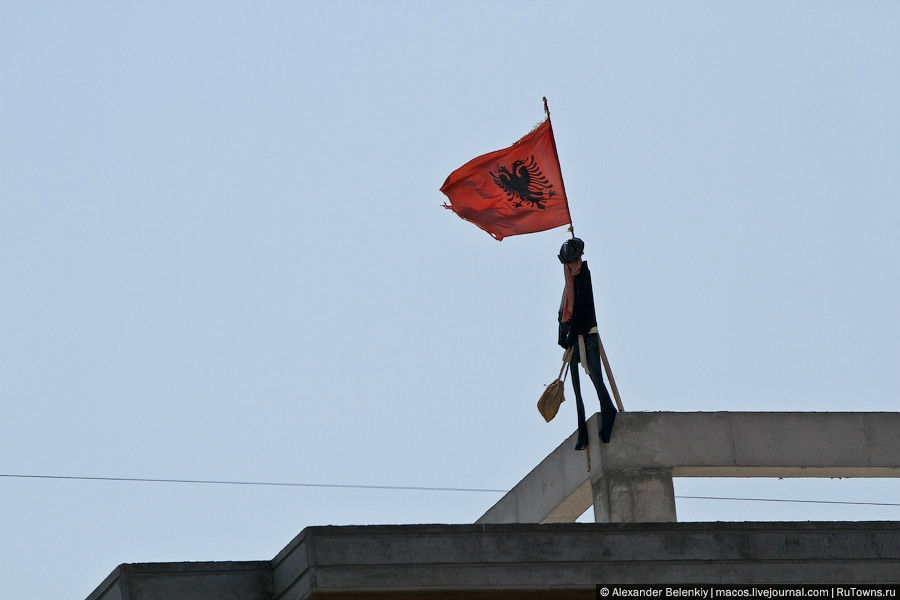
{"left": 440, "top": 119, "right": 572, "bottom": 241}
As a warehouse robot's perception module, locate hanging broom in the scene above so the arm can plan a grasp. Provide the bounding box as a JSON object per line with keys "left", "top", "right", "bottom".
{"left": 537, "top": 347, "right": 573, "bottom": 422}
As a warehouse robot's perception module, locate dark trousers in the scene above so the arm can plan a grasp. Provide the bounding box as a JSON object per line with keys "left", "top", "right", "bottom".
{"left": 570, "top": 333, "right": 617, "bottom": 445}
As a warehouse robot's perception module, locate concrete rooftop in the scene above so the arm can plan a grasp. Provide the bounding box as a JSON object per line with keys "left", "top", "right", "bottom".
{"left": 87, "top": 522, "right": 900, "bottom": 600}
{"left": 85, "top": 412, "right": 900, "bottom": 599}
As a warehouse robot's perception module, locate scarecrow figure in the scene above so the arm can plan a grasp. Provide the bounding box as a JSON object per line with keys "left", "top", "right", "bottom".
{"left": 557, "top": 238, "right": 617, "bottom": 449}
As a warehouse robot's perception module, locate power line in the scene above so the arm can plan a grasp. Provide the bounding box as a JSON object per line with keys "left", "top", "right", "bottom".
{"left": 0, "top": 473, "right": 506, "bottom": 494}
{"left": 674, "top": 495, "right": 900, "bottom": 507}
{"left": 1, "top": 473, "right": 898, "bottom": 507}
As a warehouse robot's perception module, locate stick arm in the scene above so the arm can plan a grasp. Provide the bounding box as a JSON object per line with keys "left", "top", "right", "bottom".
{"left": 596, "top": 333, "right": 625, "bottom": 412}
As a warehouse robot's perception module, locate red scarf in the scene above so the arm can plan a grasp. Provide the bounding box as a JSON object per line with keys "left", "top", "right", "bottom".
{"left": 561, "top": 259, "right": 582, "bottom": 323}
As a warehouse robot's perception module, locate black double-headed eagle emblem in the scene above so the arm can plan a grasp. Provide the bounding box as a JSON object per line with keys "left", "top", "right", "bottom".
{"left": 489, "top": 155, "right": 557, "bottom": 209}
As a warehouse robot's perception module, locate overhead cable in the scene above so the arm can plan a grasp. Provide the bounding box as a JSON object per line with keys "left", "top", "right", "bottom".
{"left": 0, "top": 473, "right": 506, "bottom": 493}
{"left": 1, "top": 473, "right": 898, "bottom": 507}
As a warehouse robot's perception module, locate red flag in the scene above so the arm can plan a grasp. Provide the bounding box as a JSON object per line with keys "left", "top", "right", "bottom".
{"left": 441, "top": 119, "right": 572, "bottom": 241}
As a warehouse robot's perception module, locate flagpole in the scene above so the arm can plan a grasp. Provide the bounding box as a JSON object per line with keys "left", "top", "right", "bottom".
{"left": 542, "top": 97, "right": 575, "bottom": 240}
{"left": 544, "top": 97, "right": 625, "bottom": 413}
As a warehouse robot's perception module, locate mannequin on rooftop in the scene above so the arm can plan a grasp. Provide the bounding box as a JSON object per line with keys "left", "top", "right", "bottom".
{"left": 557, "top": 237, "right": 617, "bottom": 449}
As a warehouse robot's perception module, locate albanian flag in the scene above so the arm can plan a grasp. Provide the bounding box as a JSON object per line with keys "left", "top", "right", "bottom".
{"left": 441, "top": 119, "right": 572, "bottom": 241}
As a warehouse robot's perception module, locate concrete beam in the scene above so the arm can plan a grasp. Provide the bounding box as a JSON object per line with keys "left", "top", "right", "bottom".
{"left": 477, "top": 412, "right": 900, "bottom": 524}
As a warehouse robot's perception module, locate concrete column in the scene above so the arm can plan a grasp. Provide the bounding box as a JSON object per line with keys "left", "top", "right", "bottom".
{"left": 591, "top": 468, "right": 677, "bottom": 523}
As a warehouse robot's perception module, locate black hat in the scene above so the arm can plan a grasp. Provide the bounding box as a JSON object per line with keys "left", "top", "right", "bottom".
{"left": 558, "top": 237, "right": 585, "bottom": 264}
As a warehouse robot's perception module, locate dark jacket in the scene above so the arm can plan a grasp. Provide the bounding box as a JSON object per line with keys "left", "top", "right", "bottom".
{"left": 557, "top": 261, "right": 598, "bottom": 349}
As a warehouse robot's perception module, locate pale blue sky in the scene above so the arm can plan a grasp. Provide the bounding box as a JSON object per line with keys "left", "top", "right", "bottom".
{"left": 1, "top": 2, "right": 898, "bottom": 598}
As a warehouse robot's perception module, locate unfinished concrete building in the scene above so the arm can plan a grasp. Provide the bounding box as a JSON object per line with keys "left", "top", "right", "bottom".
{"left": 86, "top": 412, "right": 900, "bottom": 600}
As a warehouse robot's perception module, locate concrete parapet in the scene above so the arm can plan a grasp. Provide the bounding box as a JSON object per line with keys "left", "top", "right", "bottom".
{"left": 85, "top": 561, "right": 272, "bottom": 600}
{"left": 86, "top": 522, "right": 900, "bottom": 599}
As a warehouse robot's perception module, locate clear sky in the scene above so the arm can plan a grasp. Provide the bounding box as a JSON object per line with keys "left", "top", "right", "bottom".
{"left": 1, "top": 2, "right": 898, "bottom": 598}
